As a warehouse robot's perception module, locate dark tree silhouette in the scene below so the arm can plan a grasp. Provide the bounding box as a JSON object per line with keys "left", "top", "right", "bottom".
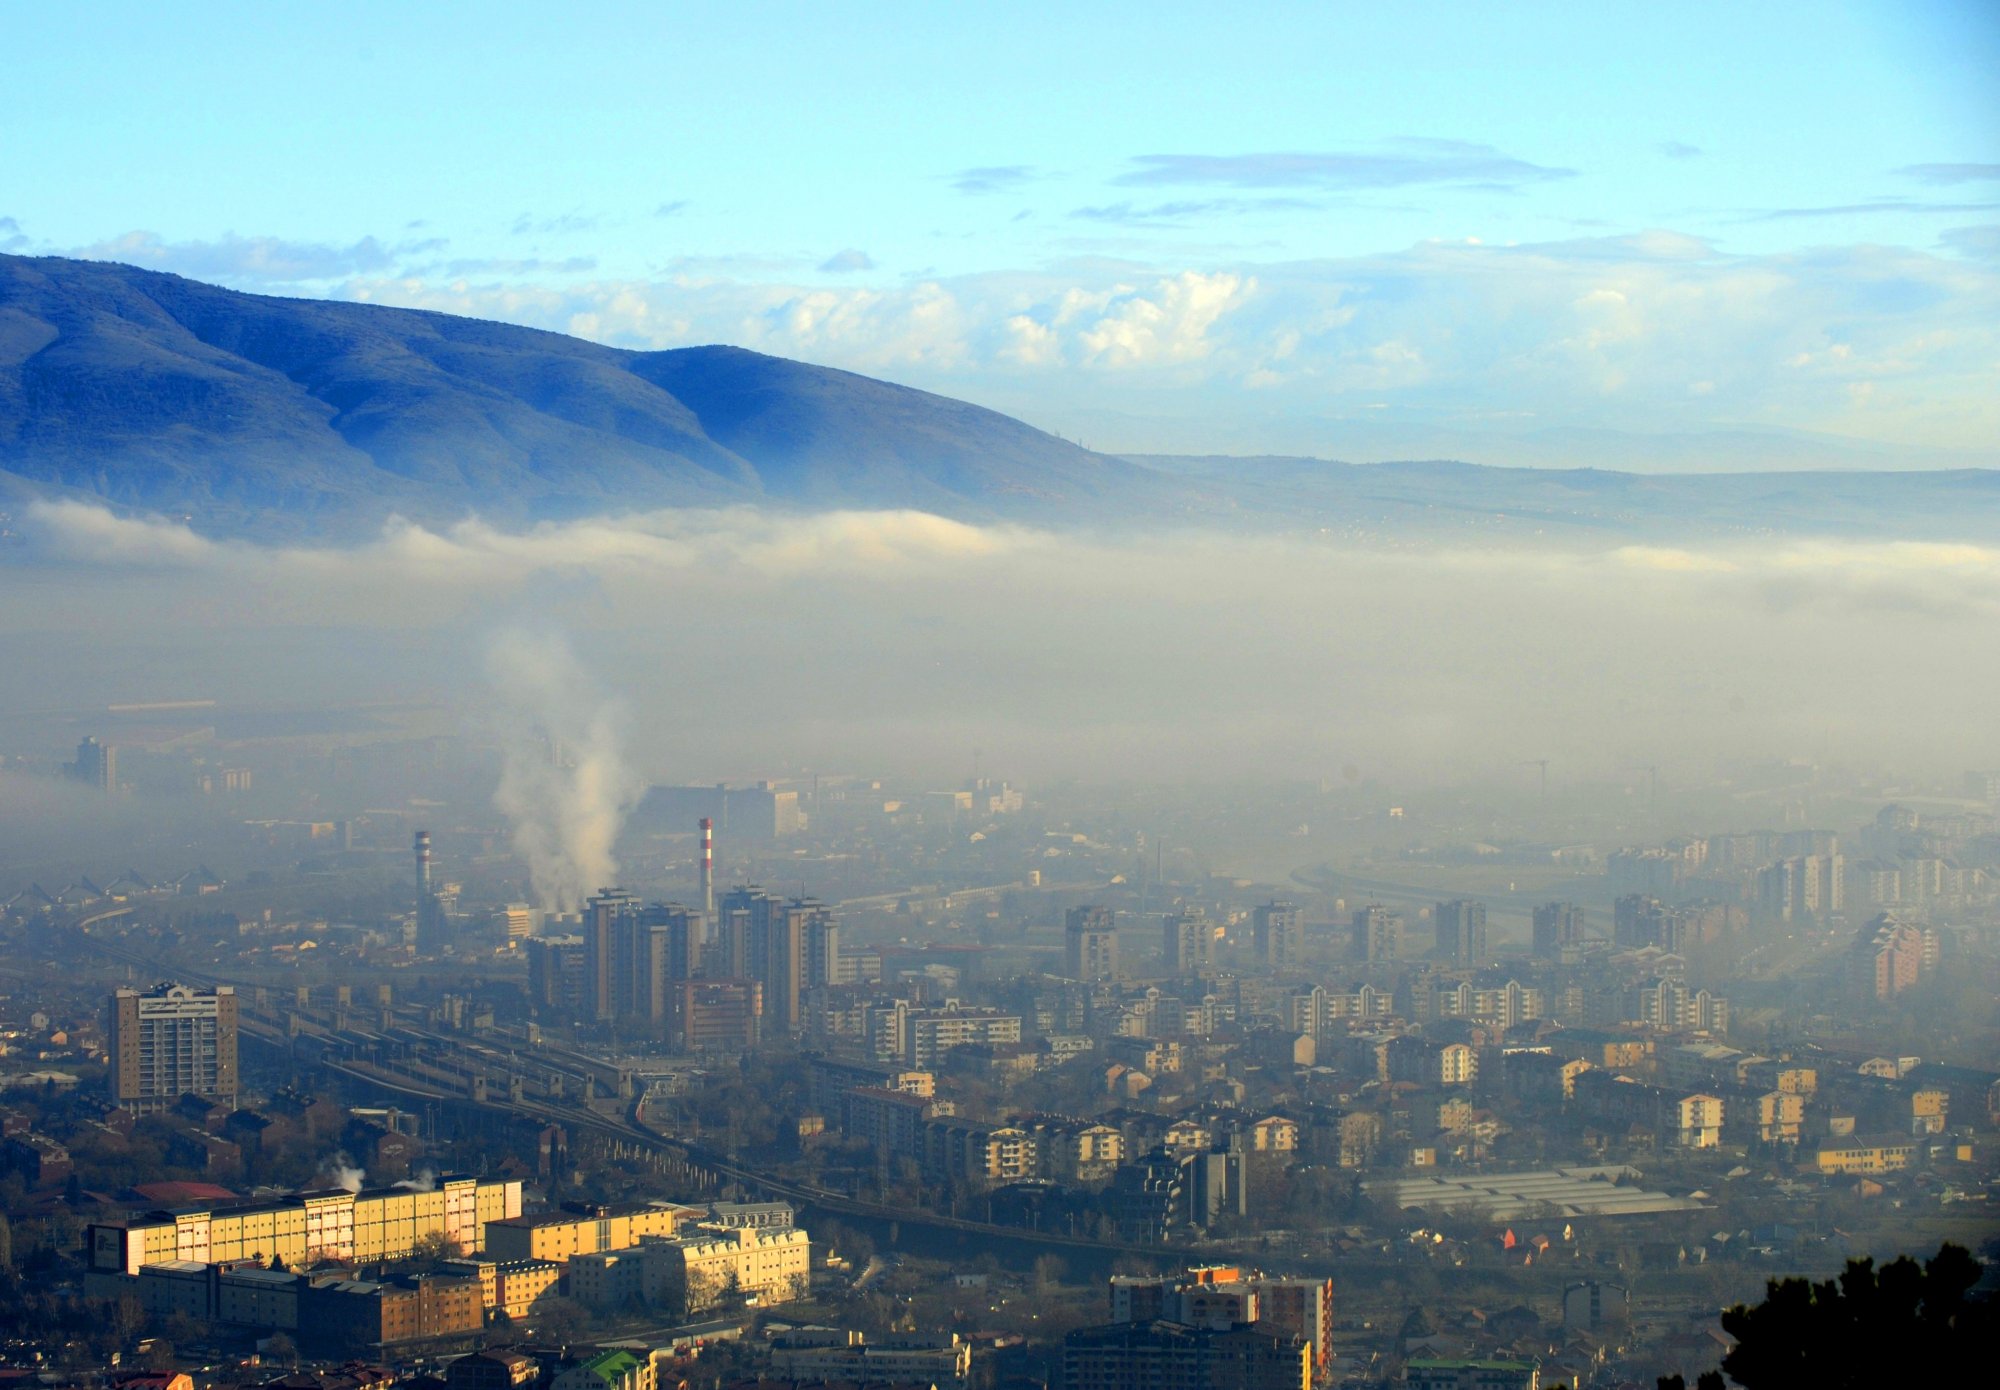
{"left": 1667, "top": 1242, "right": 1995, "bottom": 1390}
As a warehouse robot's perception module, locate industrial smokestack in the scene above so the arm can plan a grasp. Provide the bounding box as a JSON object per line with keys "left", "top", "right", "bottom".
{"left": 700, "top": 817, "right": 714, "bottom": 916}
{"left": 415, "top": 830, "right": 432, "bottom": 897}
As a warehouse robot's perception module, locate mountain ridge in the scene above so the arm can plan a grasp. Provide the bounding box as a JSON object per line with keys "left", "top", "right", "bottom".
{"left": 3, "top": 252, "right": 1997, "bottom": 544}
{"left": 0, "top": 253, "right": 1144, "bottom": 536}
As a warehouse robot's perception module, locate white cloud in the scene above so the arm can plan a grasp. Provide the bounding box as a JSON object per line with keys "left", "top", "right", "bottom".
{"left": 27, "top": 499, "right": 222, "bottom": 565}
{"left": 1075, "top": 271, "right": 1252, "bottom": 368}
{"left": 305, "top": 231, "right": 2000, "bottom": 453}
{"left": 74, "top": 230, "right": 418, "bottom": 282}
{"left": 818, "top": 248, "right": 876, "bottom": 273}
{"left": 753, "top": 281, "right": 970, "bottom": 368}
{"left": 998, "top": 313, "right": 1061, "bottom": 367}
{"left": 26, "top": 503, "right": 1041, "bottom": 593}
{"left": 1115, "top": 142, "right": 1575, "bottom": 190}
{"left": 1613, "top": 546, "right": 1740, "bottom": 574}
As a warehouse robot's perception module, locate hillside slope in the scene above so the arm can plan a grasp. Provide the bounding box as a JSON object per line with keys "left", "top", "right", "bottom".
{"left": 0, "top": 254, "right": 1138, "bottom": 534}
{"left": 3, "top": 253, "right": 1997, "bottom": 544}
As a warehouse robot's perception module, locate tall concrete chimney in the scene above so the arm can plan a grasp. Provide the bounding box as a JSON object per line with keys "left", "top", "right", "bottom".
{"left": 415, "top": 829, "right": 432, "bottom": 897}
{"left": 700, "top": 817, "right": 714, "bottom": 916}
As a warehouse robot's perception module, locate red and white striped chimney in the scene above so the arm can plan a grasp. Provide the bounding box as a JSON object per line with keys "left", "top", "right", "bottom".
{"left": 699, "top": 817, "right": 714, "bottom": 915}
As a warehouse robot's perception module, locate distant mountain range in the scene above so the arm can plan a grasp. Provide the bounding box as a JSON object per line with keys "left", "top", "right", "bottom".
{"left": 3, "top": 252, "right": 1997, "bottom": 543}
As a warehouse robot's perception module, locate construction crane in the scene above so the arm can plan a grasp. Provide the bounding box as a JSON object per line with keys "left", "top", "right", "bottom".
{"left": 1520, "top": 759, "right": 1549, "bottom": 798}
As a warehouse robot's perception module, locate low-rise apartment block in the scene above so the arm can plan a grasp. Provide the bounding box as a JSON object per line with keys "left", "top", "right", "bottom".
{"left": 88, "top": 1260, "right": 486, "bottom": 1353}
{"left": 908, "top": 1008, "right": 1023, "bottom": 1067}
{"left": 924, "top": 1116, "right": 1039, "bottom": 1183}
{"left": 440, "top": 1255, "right": 565, "bottom": 1321}
{"left": 568, "top": 1226, "right": 810, "bottom": 1318}
{"left": 482, "top": 1201, "right": 696, "bottom": 1264}
{"left": 770, "top": 1331, "right": 973, "bottom": 1388}
{"left": 1815, "top": 1134, "right": 1920, "bottom": 1176}
{"left": 1572, "top": 1073, "right": 1722, "bottom": 1148}
{"left": 87, "top": 1176, "right": 522, "bottom": 1274}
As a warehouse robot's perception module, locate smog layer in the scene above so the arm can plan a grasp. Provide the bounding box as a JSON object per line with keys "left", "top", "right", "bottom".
{"left": 7, "top": 499, "right": 2000, "bottom": 800}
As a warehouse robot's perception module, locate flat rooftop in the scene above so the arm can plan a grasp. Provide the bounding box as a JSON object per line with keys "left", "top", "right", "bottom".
{"left": 487, "top": 1201, "right": 689, "bottom": 1229}
{"left": 1363, "top": 1165, "right": 1708, "bottom": 1220}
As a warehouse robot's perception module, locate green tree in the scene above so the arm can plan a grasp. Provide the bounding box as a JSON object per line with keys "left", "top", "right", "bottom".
{"left": 1688, "top": 1243, "right": 1994, "bottom": 1390}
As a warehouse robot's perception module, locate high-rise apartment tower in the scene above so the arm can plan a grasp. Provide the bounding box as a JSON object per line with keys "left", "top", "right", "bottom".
{"left": 111, "top": 982, "right": 239, "bottom": 1113}
{"left": 1065, "top": 905, "right": 1119, "bottom": 982}
{"left": 1434, "top": 900, "right": 1488, "bottom": 966}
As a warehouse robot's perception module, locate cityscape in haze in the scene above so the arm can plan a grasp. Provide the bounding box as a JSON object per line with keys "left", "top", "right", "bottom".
{"left": 0, "top": 5, "right": 1996, "bottom": 1390}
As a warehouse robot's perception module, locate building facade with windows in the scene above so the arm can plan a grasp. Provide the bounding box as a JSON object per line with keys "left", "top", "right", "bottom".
{"left": 87, "top": 1176, "right": 524, "bottom": 1274}
{"left": 482, "top": 1201, "right": 694, "bottom": 1264}
{"left": 111, "top": 983, "right": 239, "bottom": 1114}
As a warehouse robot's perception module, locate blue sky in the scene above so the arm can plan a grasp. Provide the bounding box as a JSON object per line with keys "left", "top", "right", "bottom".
{"left": 4, "top": 1, "right": 1997, "bottom": 462}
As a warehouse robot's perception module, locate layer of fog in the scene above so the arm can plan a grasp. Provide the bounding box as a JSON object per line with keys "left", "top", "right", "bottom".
{"left": 9, "top": 499, "right": 2000, "bottom": 797}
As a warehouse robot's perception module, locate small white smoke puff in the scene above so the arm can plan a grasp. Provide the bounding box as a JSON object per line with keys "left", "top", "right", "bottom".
{"left": 488, "top": 629, "right": 644, "bottom": 913}
{"left": 328, "top": 1160, "right": 366, "bottom": 1194}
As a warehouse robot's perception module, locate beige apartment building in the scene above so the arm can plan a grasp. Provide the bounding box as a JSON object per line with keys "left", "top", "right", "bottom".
{"left": 568, "top": 1226, "right": 811, "bottom": 1317}
{"left": 482, "top": 1201, "right": 698, "bottom": 1264}
{"left": 1673, "top": 1093, "right": 1724, "bottom": 1148}
{"left": 89, "top": 1176, "right": 522, "bottom": 1274}
{"left": 441, "top": 1255, "right": 565, "bottom": 1320}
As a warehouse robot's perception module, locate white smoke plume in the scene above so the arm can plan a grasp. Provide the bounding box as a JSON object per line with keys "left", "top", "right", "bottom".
{"left": 487, "top": 628, "right": 644, "bottom": 913}
{"left": 393, "top": 1166, "right": 439, "bottom": 1192}
{"left": 327, "top": 1159, "right": 366, "bottom": 1194}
